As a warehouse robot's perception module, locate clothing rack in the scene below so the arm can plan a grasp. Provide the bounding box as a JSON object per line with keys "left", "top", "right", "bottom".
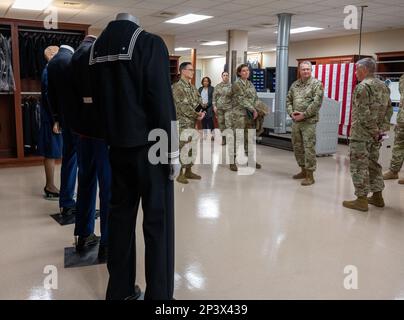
{"left": 375, "top": 71, "right": 404, "bottom": 75}
{"left": 21, "top": 92, "right": 41, "bottom": 95}
{"left": 18, "top": 28, "right": 84, "bottom": 36}
{"left": 0, "top": 16, "right": 89, "bottom": 167}
{"left": 376, "top": 60, "right": 404, "bottom": 64}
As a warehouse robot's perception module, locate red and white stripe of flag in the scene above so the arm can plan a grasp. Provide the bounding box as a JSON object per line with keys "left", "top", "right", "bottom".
{"left": 312, "top": 63, "right": 357, "bottom": 136}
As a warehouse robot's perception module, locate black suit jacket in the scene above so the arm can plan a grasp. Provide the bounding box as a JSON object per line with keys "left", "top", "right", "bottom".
{"left": 47, "top": 46, "right": 75, "bottom": 128}
{"left": 198, "top": 86, "right": 214, "bottom": 118}
{"left": 89, "top": 20, "right": 178, "bottom": 158}
{"left": 70, "top": 37, "right": 106, "bottom": 139}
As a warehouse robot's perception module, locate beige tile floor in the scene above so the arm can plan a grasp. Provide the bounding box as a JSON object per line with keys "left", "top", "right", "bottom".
{"left": 0, "top": 140, "right": 404, "bottom": 300}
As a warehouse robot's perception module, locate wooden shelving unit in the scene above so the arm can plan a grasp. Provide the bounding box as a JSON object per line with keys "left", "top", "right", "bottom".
{"left": 297, "top": 54, "right": 370, "bottom": 66}
{"left": 0, "top": 18, "right": 89, "bottom": 168}
{"left": 169, "top": 55, "right": 180, "bottom": 84}
{"left": 375, "top": 51, "right": 404, "bottom": 80}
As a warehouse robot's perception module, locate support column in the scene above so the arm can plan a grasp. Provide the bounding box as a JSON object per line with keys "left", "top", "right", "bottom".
{"left": 191, "top": 48, "right": 197, "bottom": 85}
{"left": 159, "top": 34, "right": 175, "bottom": 55}
{"left": 274, "top": 13, "right": 292, "bottom": 134}
{"left": 226, "top": 30, "right": 248, "bottom": 83}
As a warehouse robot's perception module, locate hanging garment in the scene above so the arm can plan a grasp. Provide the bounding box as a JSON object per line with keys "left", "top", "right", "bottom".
{"left": 19, "top": 31, "right": 84, "bottom": 79}
{"left": 0, "top": 33, "right": 15, "bottom": 92}
{"left": 22, "top": 97, "right": 41, "bottom": 154}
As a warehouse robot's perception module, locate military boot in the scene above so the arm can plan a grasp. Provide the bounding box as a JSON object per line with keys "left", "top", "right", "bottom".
{"left": 230, "top": 164, "right": 238, "bottom": 172}
{"left": 301, "top": 170, "right": 315, "bottom": 186}
{"left": 256, "top": 162, "right": 262, "bottom": 169}
{"left": 398, "top": 178, "right": 404, "bottom": 185}
{"left": 367, "top": 191, "right": 385, "bottom": 208}
{"left": 176, "top": 168, "right": 189, "bottom": 184}
{"left": 343, "top": 196, "right": 368, "bottom": 212}
{"left": 222, "top": 136, "right": 226, "bottom": 145}
{"left": 383, "top": 170, "right": 398, "bottom": 180}
{"left": 185, "top": 167, "right": 201, "bottom": 180}
{"left": 293, "top": 168, "right": 306, "bottom": 179}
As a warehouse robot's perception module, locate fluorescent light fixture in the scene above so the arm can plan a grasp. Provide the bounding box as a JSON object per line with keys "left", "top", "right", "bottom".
{"left": 275, "top": 26, "right": 323, "bottom": 34}
{"left": 200, "top": 55, "right": 223, "bottom": 59}
{"left": 166, "top": 14, "right": 212, "bottom": 25}
{"left": 175, "top": 47, "right": 191, "bottom": 51}
{"left": 12, "top": 0, "right": 53, "bottom": 10}
{"left": 200, "top": 41, "right": 227, "bottom": 46}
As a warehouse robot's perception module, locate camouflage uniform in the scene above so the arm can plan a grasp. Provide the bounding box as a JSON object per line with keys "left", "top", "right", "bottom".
{"left": 230, "top": 78, "right": 258, "bottom": 159}
{"left": 287, "top": 77, "right": 324, "bottom": 172}
{"left": 389, "top": 74, "right": 404, "bottom": 173}
{"left": 255, "top": 99, "right": 269, "bottom": 136}
{"left": 349, "top": 76, "right": 392, "bottom": 197}
{"left": 172, "top": 78, "right": 202, "bottom": 169}
{"left": 213, "top": 81, "right": 232, "bottom": 134}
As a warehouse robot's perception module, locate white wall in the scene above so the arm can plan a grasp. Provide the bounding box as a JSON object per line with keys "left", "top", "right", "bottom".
{"left": 201, "top": 57, "right": 226, "bottom": 87}
{"left": 261, "top": 28, "right": 404, "bottom": 67}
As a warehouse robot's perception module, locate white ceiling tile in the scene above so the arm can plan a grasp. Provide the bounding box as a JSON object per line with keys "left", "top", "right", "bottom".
{"left": 68, "top": 10, "right": 111, "bottom": 24}
{"left": 212, "top": 3, "right": 251, "bottom": 12}
{"left": 180, "top": 0, "right": 222, "bottom": 9}
{"left": 5, "top": 8, "right": 42, "bottom": 20}
{"left": 0, "top": 2, "right": 12, "bottom": 17}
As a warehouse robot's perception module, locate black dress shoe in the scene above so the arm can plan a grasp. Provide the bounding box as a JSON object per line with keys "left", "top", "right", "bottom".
{"left": 97, "top": 244, "right": 108, "bottom": 262}
{"left": 61, "top": 207, "right": 75, "bottom": 217}
{"left": 76, "top": 233, "right": 100, "bottom": 252}
{"left": 44, "top": 187, "right": 59, "bottom": 199}
{"left": 124, "top": 285, "right": 142, "bottom": 300}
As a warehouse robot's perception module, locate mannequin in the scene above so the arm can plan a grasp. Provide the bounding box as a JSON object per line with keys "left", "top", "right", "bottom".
{"left": 60, "top": 44, "right": 74, "bottom": 54}
{"left": 115, "top": 13, "right": 139, "bottom": 24}
{"left": 89, "top": 12, "right": 178, "bottom": 300}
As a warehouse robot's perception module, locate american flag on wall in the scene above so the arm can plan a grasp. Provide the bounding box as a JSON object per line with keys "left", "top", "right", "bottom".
{"left": 312, "top": 63, "right": 357, "bottom": 136}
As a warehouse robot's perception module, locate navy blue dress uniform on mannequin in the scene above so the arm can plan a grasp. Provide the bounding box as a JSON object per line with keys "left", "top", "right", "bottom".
{"left": 89, "top": 19, "right": 178, "bottom": 300}
{"left": 38, "top": 65, "right": 63, "bottom": 159}
{"left": 47, "top": 45, "right": 78, "bottom": 215}
{"left": 69, "top": 36, "right": 111, "bottom": 257}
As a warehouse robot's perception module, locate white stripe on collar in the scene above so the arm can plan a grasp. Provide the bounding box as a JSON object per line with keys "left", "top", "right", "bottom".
{"left": 89, "top": 27, "right": 143, "bottom": 65}
{"left": 60, "top": 45, "right": 74, "bottom": 53}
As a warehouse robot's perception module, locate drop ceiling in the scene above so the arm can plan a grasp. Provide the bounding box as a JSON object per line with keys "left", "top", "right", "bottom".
{"left": 1, "top": 0, "right": 404, "bottom": 55}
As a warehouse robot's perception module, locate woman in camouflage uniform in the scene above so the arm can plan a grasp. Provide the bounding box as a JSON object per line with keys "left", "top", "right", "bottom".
{"left": 229, "top": 64, "right": 261, "bottom": 171}
{"left": 213, "top": 71, "right": 232, "bottom": 145}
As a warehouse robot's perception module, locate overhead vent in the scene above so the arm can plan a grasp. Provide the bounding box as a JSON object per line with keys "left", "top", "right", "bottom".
{"left": 151, "top": 11, "right": 177, "bottom": 18}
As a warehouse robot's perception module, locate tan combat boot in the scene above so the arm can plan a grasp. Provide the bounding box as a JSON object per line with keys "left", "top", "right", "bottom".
{"left": 343, "top": 196, "right": 368, "bottom": 212}
{"left": 176, "top": 168, "right": 189, "bottom": 184}
{"left": 398, "top": 178, "right": 404, "bottom": 185}
{"left": 184, "top": 167, "right": 201, "bottom": 180}
{"left": 367, "top": 191, "right": 385, "bottom": 208}
{"left": 383, "top": 170, "right": 398, "bottom": 180}
{"left": 293, "top": 168, "right": 306, "bottom": 179}
{"left": 301, "top": 170, "right": 315, "bottom": 186}
{"left": 230, "top": 164, "right": 238, "bottom": 172}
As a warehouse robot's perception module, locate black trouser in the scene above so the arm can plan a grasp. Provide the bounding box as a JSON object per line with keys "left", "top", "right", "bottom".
{"left": 202, "top": 117, "right": 214, "bottom": 131}
{"left": 106, "top": 145, "right": 175, "bottom": 300}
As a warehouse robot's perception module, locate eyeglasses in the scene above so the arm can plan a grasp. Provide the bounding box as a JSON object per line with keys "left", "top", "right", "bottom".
{"left": 184, "top": 68, "right": 195, "bottom": 72}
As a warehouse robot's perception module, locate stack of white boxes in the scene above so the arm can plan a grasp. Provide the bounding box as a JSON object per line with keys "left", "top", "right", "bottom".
{"left": 316, "top": 97, "right": 341, "bottom": 156}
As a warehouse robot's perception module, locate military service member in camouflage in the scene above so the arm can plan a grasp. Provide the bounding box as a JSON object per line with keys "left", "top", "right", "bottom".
{"left": 343, "top": 58, "right": 393, "bottom": 212}
{"left": 383, "top": 74, "right": 404, "bottom": 184}
{"left": 287, "top": 61, "right": 324, "bottom": 186}
{"left": 213, "top": 71, "right": 232, "bottom": 145}
{"left": 172, "top": 62, "right": 205, "bottom": 184}
{"left": 230, "top": 64, "right": 261, "bottom": 172}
